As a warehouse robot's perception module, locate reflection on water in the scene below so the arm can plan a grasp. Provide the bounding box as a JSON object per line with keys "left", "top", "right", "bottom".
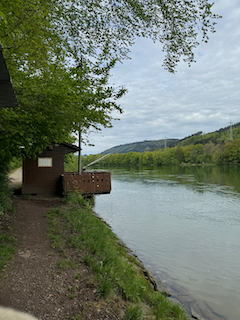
{"left": 93, "top": 166, "right": 240, "bottom": 320}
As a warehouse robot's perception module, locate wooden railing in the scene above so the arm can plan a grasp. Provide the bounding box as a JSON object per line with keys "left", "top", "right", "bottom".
{"left": 62, "top": 171, "right": 111, "bottom": 195}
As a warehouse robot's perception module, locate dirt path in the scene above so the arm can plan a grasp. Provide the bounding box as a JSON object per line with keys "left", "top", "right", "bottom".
{"left": 0, "top": 197, "right": 65, "bottom": 318}
{"left": 0, "top": 196, "right": 120, "bottom": 320}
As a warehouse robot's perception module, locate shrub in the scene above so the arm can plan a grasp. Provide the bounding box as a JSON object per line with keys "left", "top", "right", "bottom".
{"left": 0, "top": 161, "right": 12, "bottom": 216}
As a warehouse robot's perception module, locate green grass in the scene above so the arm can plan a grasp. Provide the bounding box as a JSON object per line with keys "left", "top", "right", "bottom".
{"left": 0, "top": 161, "right": 17, "bottom": 272}
{"left": 58, "top": 259, "right": 77, "bottom": 270}
{"left": 123, "top": 305, "right": 142, "bottom": 320}
{"left": 74, "top": 272, "right": 81, "bottom": 279}
{"left": 98, "top": 277, "right": 112, "bottom": 298}
{"left": 0, "top": 233, "right": 17, "bottom": 271}
{"left": 46, "top": 192, "right": 189, "bottom": 320}
{"left": 0, "top": 173, "right": 12, "bottom": 216}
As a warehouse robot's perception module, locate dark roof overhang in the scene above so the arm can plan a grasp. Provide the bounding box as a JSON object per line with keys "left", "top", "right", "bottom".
{"left": 0, "top": 44, "right": 18, "bottom": 109}
{"left": 61, "top": 142, "right": 80, "bottom": 153}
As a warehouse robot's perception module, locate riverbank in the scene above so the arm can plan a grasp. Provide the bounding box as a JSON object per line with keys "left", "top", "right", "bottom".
{"left": 0, "top": 192, "right": 194, "bottom": 320}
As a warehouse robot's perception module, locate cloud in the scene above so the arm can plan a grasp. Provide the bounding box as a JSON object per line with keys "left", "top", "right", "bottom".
{"left": 83, "top": 0, "right": 240, "bottom": 154}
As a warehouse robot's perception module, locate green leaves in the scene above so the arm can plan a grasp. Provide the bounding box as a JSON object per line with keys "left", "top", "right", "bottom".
{"left": 1, "top": 0, "right": 220, "bottom": 73}
{"left": 0, "top": 57, "right": 126, "bottom": 158}
{"left": 0, "top": 10, "right": 7, "bottom": 24}
{"left": 0, "top": 0, "right": 220, "bottom": 158}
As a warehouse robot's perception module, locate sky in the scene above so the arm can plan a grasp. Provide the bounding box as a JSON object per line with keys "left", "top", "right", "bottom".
{"left": 82, "top": 0, "right": 240, "bottom": 155}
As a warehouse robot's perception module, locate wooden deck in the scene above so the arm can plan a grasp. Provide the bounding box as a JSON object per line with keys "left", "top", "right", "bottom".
{"left": 62, "top": 171, "right": 111, "bottom": 195}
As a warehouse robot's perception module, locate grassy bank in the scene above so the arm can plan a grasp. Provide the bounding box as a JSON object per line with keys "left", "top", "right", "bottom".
{"left": 0, "top": 232, "right": 16, "bottom": 272}
{"left": 0, "top": 160, "right": 17, "bottom": 272}
{"left": 46, "top": 192, "right": 189, "bottom": 320}
{"left": 0, "top": 211, "right": 17, "bottom": 273}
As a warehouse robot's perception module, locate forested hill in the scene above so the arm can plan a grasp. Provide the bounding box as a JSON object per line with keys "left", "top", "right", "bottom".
{"left": 100, "top": 139, "right": 179, "bottom": 154}
{"left": 100, "top": 122, "right": 240, "bottom": 155}
{"left": 178, "top": 122, "right": 240, "bottom": 146}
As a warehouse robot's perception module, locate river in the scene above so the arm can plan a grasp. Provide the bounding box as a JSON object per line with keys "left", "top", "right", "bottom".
{"left": 93, "top": 165, "right": 240, "bottom": 320}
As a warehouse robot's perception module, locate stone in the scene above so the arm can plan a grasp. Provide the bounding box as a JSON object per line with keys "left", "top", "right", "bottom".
{"left": 190, "top": 306, "right": 207, "bottom": 320}
{"left": 18, "top": 250, "right": 31, "bottom": 259}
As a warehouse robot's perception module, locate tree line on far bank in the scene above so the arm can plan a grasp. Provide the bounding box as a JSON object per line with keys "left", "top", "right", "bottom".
{"left": 64, "top": 139, "right": 240, "bottom": 172}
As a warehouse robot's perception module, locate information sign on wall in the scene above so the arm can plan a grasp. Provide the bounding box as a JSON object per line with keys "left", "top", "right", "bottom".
{"left": 38, "top": 157, "right": 52, "bottom": 167}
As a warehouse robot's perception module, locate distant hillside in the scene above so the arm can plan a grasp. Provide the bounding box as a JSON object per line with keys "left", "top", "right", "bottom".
{"left": 100, "top": 139, "right": 179, "bottom": 154}
{"left": 100, "top": 122, "right": 240, "bottom": 155}
{"left": 178, "top": 122, "right": 240, "bottom": 146}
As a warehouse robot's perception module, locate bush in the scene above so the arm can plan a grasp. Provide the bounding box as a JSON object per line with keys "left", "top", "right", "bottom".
{"left": 0, "top": 161, "right": 12, "bottom": 216}
{"left": 9, "top": 157, "right": 22, "bottom": 172}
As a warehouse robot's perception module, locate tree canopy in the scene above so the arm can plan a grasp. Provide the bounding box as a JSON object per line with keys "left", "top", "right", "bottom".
{"left": 0, "top": 0, "right": 220, "bottom": 160}
{"left": 1, "top": 0, "right": 220, "bottom": 71}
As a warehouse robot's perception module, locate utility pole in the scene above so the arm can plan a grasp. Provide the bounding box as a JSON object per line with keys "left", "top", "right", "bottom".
{"left": 78, "top": 55, "right": 83, "bottom": 175}
{"left": 164, "top": 136, "right": 167, "bottom": 151}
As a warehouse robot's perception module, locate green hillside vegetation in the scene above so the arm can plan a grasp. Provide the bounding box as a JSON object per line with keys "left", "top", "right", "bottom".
{"left": 178, "top": 122, "right": 240, "bottom": 146}
{"left": 83, "top": 141, "right": 238, "bottom": 167}
{"left": 64, "top": 124, "right": 240, "bottom": 171}
{"left": 100, "top": 123, "right": 240, "bottom": 155}
{"left": 100, "top": 139, "right": 179, "bottom": 154}
{"left": 65, "top": 138, "right": 240, "bottom": 171}
{"left": 101, "top": 122, "right": 240, "bottom": 154}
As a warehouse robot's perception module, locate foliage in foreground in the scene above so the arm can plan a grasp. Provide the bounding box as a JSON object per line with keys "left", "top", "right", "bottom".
{"left": 46, "top": 192, "right": 189, "bottom": 320}
{"left": 0, "top": 158, "right": 16, "bottom": 271}
{"left": 9, "top": 158, "right": 22, "bottom": 173}
{"left": 0, "top": 160, "right": 12, "bottom": 216}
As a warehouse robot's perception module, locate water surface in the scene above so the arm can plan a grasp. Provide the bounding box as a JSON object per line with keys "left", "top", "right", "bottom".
{"left": 93, "top": 166, "right": 240, "bottom": 320}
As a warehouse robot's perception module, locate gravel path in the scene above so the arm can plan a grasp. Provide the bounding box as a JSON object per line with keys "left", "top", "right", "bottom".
{"left": 0, "top": 196, "right": 121, "bottom": 320}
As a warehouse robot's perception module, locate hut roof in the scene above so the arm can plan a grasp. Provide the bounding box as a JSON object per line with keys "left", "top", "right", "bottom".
{"left": 0, "top": 44, "right": 18, "bottom": 109}
{"left": 60, "top": 142, "right": 80, "bottom": 153}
